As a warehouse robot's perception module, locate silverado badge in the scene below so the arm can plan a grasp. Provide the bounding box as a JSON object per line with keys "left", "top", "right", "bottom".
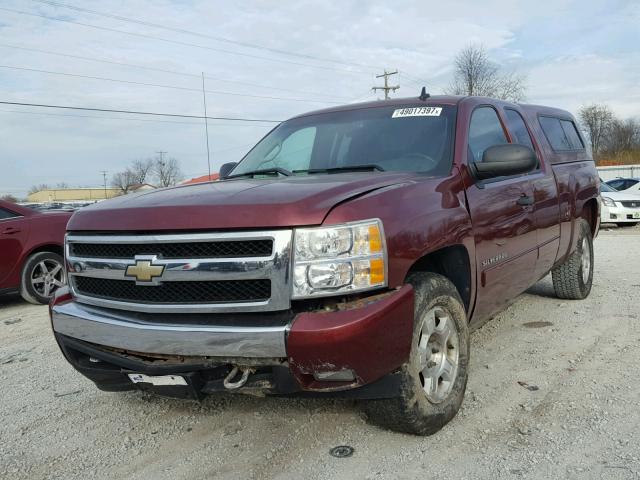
{"left": 125, "top": 256, "right": 165, "bottom": 284}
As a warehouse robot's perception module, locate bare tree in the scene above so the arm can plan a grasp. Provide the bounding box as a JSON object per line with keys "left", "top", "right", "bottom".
{"left": 448, "top": 44, "right": 526, "bottom": 102}
{"left": 111, "top": 170, "right": 137, "bottom": 194}
{"left": 56, "top": 182, "right": 69, "bottom": 189}
{"left": 130, "top": 159, "right": 154, "bottom": 185}
{"left": 154, "top": 157, "right": 182, "bottom": 187}
{"left": 578, "top": 104, "right": 614, "bottom": 159}
{"left": 603, "top": 118, "right": 639, "bottom": 155}
{"left": 28, "top": 184, "right": 50, "bottom": 195}
{"left": 1, "top": 194, "right": 18, "bottom": 203}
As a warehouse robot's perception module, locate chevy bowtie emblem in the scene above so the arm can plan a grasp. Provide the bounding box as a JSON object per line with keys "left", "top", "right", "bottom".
{"left": 125, "top": 256, "right": 165, "bottom": 284}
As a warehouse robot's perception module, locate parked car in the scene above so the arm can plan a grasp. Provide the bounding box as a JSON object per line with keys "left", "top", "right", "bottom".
{"left": 0, "top": 200, "right": 72, "bottom": 304}
{"left": 600, "top": 182, "right": 640, "bottom": 226}
{"left": 50, "top": 94, "right": 599, "bottom": 435}
{"left": 606, "top": 177, "right": 640, "bottom": 193}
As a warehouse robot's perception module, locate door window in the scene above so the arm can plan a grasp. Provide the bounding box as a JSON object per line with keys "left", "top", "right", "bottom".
{"left": 0, "top": 208, "right": 19, "bottom": 220}
{"left": 468, "top": 107, "right": 508, "bottom": 163}
{"left": 504, "top": 109, "right": 534, "bottom": 150}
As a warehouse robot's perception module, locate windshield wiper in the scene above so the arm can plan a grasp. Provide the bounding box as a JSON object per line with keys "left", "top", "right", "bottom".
{"left": 293, "top": 164, "right": 385, "bottom": 174}
{"left": 225, "top": 167, "right": 292, "bottom": 179}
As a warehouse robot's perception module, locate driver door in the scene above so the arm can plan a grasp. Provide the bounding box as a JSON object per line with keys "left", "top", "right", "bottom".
{"left": 464, "top": 106, "right": 538, "bottom": 322}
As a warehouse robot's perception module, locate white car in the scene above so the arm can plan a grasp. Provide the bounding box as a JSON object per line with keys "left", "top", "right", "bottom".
{"left": 600, "top": 182, "right": 640, "bottom": 226}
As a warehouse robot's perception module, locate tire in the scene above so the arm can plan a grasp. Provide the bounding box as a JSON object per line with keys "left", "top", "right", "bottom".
{"left": 551, "top": 219, "right": 593, "bottom": 300}
{"left": 20, "top": 252, "right": 66, "bottom": 305}
{"left": 364, "top": 273, "right": 469, "bottom": 435}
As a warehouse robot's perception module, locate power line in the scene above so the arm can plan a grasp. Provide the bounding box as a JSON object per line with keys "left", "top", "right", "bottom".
{"left": 0, "top": 43, "right": 351, "bottom": 100}
{"left": 31, "top": 0, "right": 382, "bottom": 71}
{"left": 0, "top": 7, "right": 369, "bottom": 75}
{"left": 0, "top": 64, "right": 342, "bottom": 105}
{"left": 0, "top": 108, "right": 274, "bottom": 127}
{"left": 0, "top": 101, "right": 283, "bottom": 123}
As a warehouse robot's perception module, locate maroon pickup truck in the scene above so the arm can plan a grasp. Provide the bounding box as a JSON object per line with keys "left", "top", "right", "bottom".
{"left": 50, "top": 94, "right": 599, "bottom": 435}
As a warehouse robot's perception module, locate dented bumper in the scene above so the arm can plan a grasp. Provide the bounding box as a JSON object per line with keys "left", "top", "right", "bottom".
{"left": 51, "top": 285, "right": 414, "bottom": 396}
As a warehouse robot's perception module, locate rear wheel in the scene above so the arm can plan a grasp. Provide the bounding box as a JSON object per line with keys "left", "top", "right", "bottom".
{"left": 365, "top": 273, "right": 469, "bottom": 435}
{"left": 20, "top": 252, "right": 66, "bottom": 305}
{"left": 552, "top": 219, "right": 593, "bottom": 300}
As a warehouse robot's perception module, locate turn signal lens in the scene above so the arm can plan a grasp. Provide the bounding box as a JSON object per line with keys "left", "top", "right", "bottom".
{"left": 368, "top": 224, "right": 382, "bottom": 253}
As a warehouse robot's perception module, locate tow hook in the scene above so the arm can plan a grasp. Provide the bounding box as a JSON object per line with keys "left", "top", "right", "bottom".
{"left": 223, "top": 366, "right": 254, "bottom": 390}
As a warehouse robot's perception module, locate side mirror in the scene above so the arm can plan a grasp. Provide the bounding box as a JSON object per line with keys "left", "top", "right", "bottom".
{"left": 473, "top": 144, "right": 538, "bottom": 180}
{"left": 219, "top": 162, "right": 238, "bottom": 179}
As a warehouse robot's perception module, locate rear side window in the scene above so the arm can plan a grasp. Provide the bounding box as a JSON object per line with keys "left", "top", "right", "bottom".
{"left": 560, "top": 120, "right": 584, "bottom": 149}
{"left": 0, "top": 208, "right": 19, "bottom": 220}
{"left": 504, "top": 109, "right": 534, "bottom": 149}
{"left": 539, "top": 116, "right": 584, "bottom": 151}
{"left": 468, "top": 107, "right": 508, "bottom": 162}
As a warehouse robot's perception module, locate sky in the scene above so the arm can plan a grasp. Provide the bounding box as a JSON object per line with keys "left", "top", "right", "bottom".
{"left": 1, "top": 0, "right": 638, "bottom": 198}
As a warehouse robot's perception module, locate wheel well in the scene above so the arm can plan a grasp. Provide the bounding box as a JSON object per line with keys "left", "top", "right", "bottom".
{"left": 406, "top": 245, "right": 471, "bottom": 311}
{"left": 582, "top": 198, "right": 598, "bottom": 236}
{"left": 27, "top": 244, "right": 64, "bottom": 259}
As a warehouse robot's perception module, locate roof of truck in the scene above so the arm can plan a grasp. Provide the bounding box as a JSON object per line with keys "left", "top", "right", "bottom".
{"left": 290, "top": 95, "right": 575, "bottom": 121}
{"left": 290, "top": 95, "right": 465, "bottom": 120}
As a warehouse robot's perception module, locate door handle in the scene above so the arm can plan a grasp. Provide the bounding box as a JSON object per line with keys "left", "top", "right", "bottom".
{"left": 516, "top": 195, "right": 534, "bottom": 206}
{"left": 2, "top": 227, "right": 20, "bottom": 234}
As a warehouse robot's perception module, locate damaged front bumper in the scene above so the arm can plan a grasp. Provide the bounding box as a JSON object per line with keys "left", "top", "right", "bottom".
{"left": 50, "top": 285, "right": 414, "bottom": 399}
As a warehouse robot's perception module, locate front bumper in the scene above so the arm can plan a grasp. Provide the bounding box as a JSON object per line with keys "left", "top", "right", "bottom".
{"left": 601, "top": 204, "right": 640, "bottom": 223}
{"left": 51, "top": 286, "right": 414, "bottom": 396}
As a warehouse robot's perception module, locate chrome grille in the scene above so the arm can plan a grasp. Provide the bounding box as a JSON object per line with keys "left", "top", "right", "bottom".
{"left": 69, "top": 239, "right": 273, "bottom": 259}
{"left": 74, "top": 277, "right": 271, "bottom": 304}
{"left": 620, "top": 201, "right": 640, "bottom": 209}
{"left": 66, "top": 231, "right": 292, "bottom": 313}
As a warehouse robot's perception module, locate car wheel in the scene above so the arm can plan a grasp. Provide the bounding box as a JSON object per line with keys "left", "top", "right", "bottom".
{"left": 364, "top": 272, "right": 469, "bottom": 435}
{"left": 20, "top": 252, "right": 66, "bottom": 305}
{"left": 551, "top": 219, "right": 593, "bottom": 300}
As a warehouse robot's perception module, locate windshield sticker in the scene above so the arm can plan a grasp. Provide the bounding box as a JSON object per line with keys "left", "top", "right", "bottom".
{"left": 392, "top": 107, "right": 442, "bottom": 118}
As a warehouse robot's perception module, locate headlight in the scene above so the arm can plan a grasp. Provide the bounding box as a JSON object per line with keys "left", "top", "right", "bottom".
{"left": 292, "top": 219, "right": 387, "bottom": 298}
{"left": 601, "top": 196, "right": 616, "bottom": 207}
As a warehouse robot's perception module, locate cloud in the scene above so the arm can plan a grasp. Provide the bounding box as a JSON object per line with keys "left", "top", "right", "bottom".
{"left": 0, "top": 0, "right": 637, "bottom": 197}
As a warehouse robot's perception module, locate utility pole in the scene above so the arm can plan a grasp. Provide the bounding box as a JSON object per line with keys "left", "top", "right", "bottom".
{"left": 100, "top": 170, "right": 108, "bottom": 199}
{"left": 372, "top": 70, "right": 400, "bottom": 100}
{"left": 156, "top": 151, "right": 167, "bottom": 164}
{"left": 201, "top": 72, "right": 212, "bottom": 179}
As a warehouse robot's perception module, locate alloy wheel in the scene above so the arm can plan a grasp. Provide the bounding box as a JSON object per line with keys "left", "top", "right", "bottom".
{"left": 417, "top": 306, "right": 460, "bottom": 404}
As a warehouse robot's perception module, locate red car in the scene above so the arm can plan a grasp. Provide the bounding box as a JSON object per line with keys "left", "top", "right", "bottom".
{"left": 0, "top": 200, "right": 71, "bottom": 304}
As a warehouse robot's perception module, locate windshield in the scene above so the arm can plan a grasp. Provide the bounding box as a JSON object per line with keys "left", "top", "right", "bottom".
{"left": 600, "top": 182, "right": 617, "bottom": 192}
{"left": 230, "top": 105, "right": 456, "bottom": 177}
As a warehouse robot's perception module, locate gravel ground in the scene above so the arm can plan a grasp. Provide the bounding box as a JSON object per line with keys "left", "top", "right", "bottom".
{"left": 1, "top": 226, "right": 639, "bottom": 480}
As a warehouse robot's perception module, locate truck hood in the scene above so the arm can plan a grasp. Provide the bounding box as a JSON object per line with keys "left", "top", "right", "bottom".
{"left": 68, "top": 172, "right": 415, "bottom": 231}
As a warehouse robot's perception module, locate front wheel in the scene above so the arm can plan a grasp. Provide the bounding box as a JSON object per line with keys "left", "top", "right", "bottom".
{"left": 20, "top": 252, "right": 66, "bottom": 305}
{"left": 365, "top": 273, "right": 469, "bottom": 435}
{"left": 551, "top": 219, "right": 593, "bottom": 300}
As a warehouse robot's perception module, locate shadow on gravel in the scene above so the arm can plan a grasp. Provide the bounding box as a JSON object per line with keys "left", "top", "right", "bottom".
{"left": 0, "top": 293, "right": 30, "bottom": 308}
{"left": 525, "top": 278, "right": 556, "bottom": 299}
{"left": 121, "top": 389, "right": 362, "bottom": 417}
